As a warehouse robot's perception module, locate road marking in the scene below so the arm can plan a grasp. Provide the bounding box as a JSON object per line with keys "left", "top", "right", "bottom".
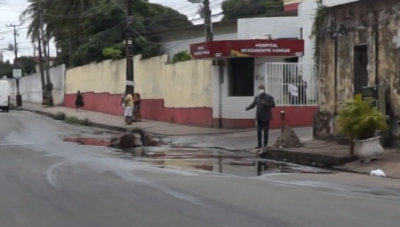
{"left": 43, "top": 160, "right": 71, "bottom": 190}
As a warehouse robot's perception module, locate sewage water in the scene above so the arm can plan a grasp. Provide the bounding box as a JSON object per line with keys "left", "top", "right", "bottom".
{"left": 64, "top": 137, "right": 333, "bottom": 177}
{"left": 137, "top": 148, "right": 287, "bottom": 177}
{"left": 64, "top": 138, "right": 110, "bottom": 146}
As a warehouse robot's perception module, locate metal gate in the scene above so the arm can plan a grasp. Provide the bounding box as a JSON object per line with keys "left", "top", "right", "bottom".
{"left": 264, "top": 63, "right": 317, "bottom": 106}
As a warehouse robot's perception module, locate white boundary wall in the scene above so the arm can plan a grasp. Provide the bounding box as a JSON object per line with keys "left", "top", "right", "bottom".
{"left": 8, "top": 64, "right": 66, "bottom": 105}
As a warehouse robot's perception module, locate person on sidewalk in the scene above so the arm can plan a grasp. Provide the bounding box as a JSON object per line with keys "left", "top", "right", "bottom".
{"left": 245, "top": 85, "right": 276, "bottom": 149}
{"left": 124, "top": 92, "right": 134, "bottom": 125}
{"left": 133, "top": 93, "right": 141, "bottom": 122}
{"left": 297, "top": 76, "right": 307, "bottom": 104}
{"left": 121, "top": 93, "right": 125, "bottom": 109}
{"left": 74, "top": 90, "right": 84, "bottom": 112}
{"left": 288, "top": 79, "right": 298, "bottom": 105}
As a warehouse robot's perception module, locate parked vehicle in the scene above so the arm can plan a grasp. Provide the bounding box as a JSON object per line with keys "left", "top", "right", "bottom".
{"left": 0, "top": 80, "right": 10, "bottom": 112}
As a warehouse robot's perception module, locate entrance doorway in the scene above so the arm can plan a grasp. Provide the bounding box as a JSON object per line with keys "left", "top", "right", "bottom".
{"left": 353, "top": 45, "right": 368, "bottom": 95}
{"left": 228, "top": 57, "right": 254, "bottom": 96}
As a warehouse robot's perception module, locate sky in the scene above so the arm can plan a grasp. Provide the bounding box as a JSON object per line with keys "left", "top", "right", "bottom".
{"left": 0, "top": 0, "right": 223, "bottom": 62}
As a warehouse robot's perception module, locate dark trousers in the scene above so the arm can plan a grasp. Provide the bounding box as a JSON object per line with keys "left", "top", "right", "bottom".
{"left": 256, "top": 117, "right": 270, "bottom": 147}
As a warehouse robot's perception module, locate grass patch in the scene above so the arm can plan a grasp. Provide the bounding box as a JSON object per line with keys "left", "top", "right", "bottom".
{"left": 54, "top": 112, "right": 66, "bottom": 120}
{"left": 80, "top": 118, "right": 92, "bottom": 126}
{"left": 64, "top": 116, "right": 91, "bottom": 126}
{"left": 65, "top": 116, "right": 80, "bottom": 124}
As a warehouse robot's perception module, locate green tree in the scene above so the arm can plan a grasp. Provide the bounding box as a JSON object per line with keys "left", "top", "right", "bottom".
{"left": 15, "top": 56, "right": 37, "bottom": 75}
{"left": 0, "top": 60, "right": 13, "bottom": 78}
{"left": 0, "top": 57, "right": 37, "bottom": 78}
{"left": 221, "top": 0, "right": 283, "bottom": 21}
{"left": 20, "top": 0, "right": 192, "bottom": 68}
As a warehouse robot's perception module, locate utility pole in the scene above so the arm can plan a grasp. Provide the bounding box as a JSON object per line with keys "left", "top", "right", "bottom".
{"left": 37, "top": 34, "right": 46, "bottom": 104}
{"left": 125, "top": 0, "right": 134, "bottom": 95}
{"left": 203, "top": 0, "right": 213, "bottom": 41}
{"left": 38, "top": 0, "right": 53, "bottom": 106}
{"left": 68, "top": 34, "right": 72, "bottom": 67}
{"left": 6, "top": 23, "right": 22, "bottom": 107}
{"left": 6, "top": 24, "right": 20, "bottom": 61}
{"left": 0, "top": 37, "right": 3, "bottom": 62}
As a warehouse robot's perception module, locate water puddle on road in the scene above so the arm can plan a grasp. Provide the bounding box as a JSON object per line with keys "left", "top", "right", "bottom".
{"left": 63, "top": 138, "right": 111, "bottom": 146}
{"left": 63, "top": 137, "right": 332, "bottom": 177}
{"left": 121, "top": 147, "right": 333, "bottom": 177}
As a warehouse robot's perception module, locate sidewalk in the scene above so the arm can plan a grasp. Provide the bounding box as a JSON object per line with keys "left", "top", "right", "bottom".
{"left": 337, "top": 150, "right": 400, "bottom": 179}
{"left": 164, "top": 129, "right": 313, "bottom": 150}
{"left": 17, "top": 103, "right": 287, "bottom": 136}
{"left": 18, "top": 103, "right": 312, "bottom": 147}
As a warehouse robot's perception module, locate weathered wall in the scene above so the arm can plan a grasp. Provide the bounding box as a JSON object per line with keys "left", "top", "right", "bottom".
{"left": 316, "top": 0, "right": 400, "bottom": 137}
{"left": 65, "top": 55, "right": 213, "bottom": 127}
{"left": 8, "top": 64, "right": 66, "bottom": 105}
{"left": 319, "top": 0, "right": 400, "bottom": 111}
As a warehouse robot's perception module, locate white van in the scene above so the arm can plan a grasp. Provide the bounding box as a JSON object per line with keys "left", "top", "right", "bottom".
{"left": 0, "top": 80, "right": 10, "bottom": 112}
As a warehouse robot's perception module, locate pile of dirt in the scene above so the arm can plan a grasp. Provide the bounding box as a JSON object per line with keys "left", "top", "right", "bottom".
{"left": 272, "top": 127, "right": 302, "bottom": 148}
{"left": 108, "top": 128, "right": 157, "bottom": 149}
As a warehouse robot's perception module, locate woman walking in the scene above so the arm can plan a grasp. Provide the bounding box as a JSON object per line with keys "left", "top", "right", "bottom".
{"left": 75, "top": 90, "right": 84, "bottom": 111}
{"left": 133, "top": 93, "right": 141, "bottom": 122}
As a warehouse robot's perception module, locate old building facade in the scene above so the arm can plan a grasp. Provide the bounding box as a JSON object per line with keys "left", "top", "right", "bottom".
{"left": 314, "top": 0, "right": 400, "bottom": 139}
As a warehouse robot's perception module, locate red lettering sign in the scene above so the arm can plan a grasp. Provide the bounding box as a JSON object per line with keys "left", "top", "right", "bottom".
{"left": 190, "top": 39, "right": 304, "bottom": 59}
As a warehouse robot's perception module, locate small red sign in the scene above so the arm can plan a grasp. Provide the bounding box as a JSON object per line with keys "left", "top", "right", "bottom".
{"left": 190, "top": 39, "right": 304, "bottom": 59}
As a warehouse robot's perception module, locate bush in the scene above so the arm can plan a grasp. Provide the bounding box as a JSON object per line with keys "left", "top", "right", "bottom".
{"left": 9, "top": 103, "right": 16, "bottom": 110}
{"left": 54, "top": 112, "right": 66, "bottom": 120}
{"left": 335, "top": 99, "right": 388, "bottom": 140}
{"left": 171, "top": 51, "right": 191, "bottom": 63}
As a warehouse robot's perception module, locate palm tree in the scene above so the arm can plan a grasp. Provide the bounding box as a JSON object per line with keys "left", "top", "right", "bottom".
{"left": 20, "top": 0, "right": 98, "bottom": 43}
{"left": 20, "top": 0, "right": 97, "bottom": 106}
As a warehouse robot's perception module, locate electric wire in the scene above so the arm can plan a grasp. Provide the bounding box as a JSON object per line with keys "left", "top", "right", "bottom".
{"left": 0, "top": 0, "right": 285, "bottom": 61}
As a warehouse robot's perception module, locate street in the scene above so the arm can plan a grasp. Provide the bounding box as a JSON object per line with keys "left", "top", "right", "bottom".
{"left": 0, "top": 111, "right": 400, "bottom": 227}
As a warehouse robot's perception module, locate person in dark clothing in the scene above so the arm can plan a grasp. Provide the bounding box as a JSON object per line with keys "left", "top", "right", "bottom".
{"left": 133, "top": 93, "right": 141, "bottom": 122}
{"left": 297, "top": 76, "right": 307, "bottom": 104}
{"left": 246, "top": 85, "right": 276, "bottom": 148}
{"left": 74, "top": 90, "right": 84, "bottom": 112}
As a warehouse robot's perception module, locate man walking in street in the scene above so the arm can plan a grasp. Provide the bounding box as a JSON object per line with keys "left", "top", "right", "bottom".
{"left": 246, "top": 85, "right": 276, "bottom": 148}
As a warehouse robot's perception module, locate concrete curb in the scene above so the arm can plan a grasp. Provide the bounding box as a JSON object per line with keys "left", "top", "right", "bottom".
{"left": 17, "top": 107, "right": 255, "bottom": 136}
{"left": 18, "top": 108, "right": 158, "bottom": 135}
{"left": 259, "top": 148, "right": 358, "bottom": 168}
{"left": 331, "top": 166, "right": 400, "bottom": 180}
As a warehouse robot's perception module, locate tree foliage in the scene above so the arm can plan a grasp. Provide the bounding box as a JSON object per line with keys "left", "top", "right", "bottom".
{"left": 20, "top": 0, "right": 192, "bottom": 68}
{"left": 0, "top": 56, "right": 37, "bottom": 78}
{"left": 0, "top": 60, "right": 13, "bottom": 78}
{"left": 15, "top": 56, "right": 37, "bottom": 75}
{"left": 171, "top": 51, "right": 191, "bottom": 63}
{"left": 221, "top": 0, "right": 284, "bottom": 21}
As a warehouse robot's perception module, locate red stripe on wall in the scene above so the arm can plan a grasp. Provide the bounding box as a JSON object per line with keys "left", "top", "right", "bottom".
{"left": 65, "top": 92, "right": 316, "bottom": 129}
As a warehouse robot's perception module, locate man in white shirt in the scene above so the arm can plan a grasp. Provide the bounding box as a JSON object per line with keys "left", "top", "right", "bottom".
{"left": 288, "top": 83, "right": 298, "bottom": 105}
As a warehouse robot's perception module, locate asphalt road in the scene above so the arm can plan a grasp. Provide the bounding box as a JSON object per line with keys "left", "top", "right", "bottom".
{"left": 1, "top": 110, "right": 400, "bottom": 227}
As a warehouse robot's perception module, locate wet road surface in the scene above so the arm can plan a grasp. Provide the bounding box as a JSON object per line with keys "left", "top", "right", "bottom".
{"left": 1, "top": 111, "right": 400, "bottom": 227}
